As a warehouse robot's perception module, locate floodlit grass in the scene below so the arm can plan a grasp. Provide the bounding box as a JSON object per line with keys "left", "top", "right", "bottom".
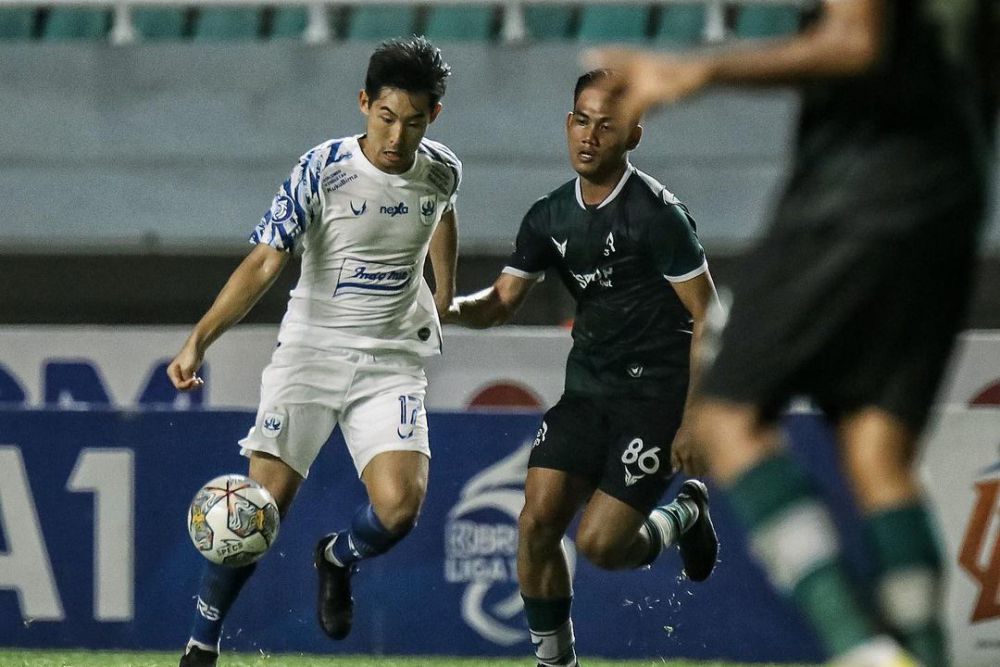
{"left": 0, "top": 650, "right": 811, "bottom": 667}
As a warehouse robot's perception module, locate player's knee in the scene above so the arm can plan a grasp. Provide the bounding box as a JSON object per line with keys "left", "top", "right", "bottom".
{"left": 518, "top": 508, "right": 564, "bottom": 555}
{"left": 575, "top": 528, "right": 626, "bottom": 570}
{"left": 371, "top": 483, "right": 425, "bottom": 534}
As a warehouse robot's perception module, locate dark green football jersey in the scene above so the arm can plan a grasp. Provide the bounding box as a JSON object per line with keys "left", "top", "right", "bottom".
{"left": 781, "top": 0, "right": 996, "bottom": 234}
{"left": 505, "top": 166, "right": 707, "bottom": 398}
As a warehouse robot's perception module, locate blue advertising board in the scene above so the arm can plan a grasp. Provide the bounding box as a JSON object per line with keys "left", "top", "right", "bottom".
{"left": 0, "top": 409, "right": 866, "bottom": 662}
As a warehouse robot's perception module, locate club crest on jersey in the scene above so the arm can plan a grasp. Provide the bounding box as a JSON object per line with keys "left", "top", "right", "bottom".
{"left": 261, "top": 411, "right": 285, "bottom": 438}
{"left": 335, "top": 258, "right": 413, "bottom": 296}
{"left": 419, "top": 196, "right": 437, "bottom": 226}
{"left": 270, "top": 196, "right": 294, "bottom": 223}
{"left": 350, "top": 200, "right": 367, "bottom": 216}
{"left": 380, "top": 202, "right": 409, "bottom": 217}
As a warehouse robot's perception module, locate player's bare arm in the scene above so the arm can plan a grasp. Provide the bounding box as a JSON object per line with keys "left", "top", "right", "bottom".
{"left": 443, "top": 272, "right": 536, "bottom": 329}
{"left": 587, "top": 0, "right": 885, "bottom": 117}
{"left": 428, "top": 207, "right": 458, "bottom": 317}
{"left": 167, "top": 244, "right": 289, "bottom": 391}
{"left": 668, "top": 270, "right": 720, "bottom": 476}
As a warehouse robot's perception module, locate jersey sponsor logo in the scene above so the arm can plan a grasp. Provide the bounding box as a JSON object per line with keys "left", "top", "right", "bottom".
{"left": 261, "top": 411, "right": 285, "bottom": 438}
{"left": 380, "top": 202, "right": 409, "bottom": 217}
{"left": 321, "top": 169, "right": 359, "bottom": 193}
{"left": 571, "top": 266, "right": 613, "bottom": 290}
{"left": 550, "top": 237, "right": 568, "bottom": 257}
{"left": 270, "top": 196, "right": 294, "bottom": 223}
{"left": 419, "top": 196, "right": 437, "bottom": 226}
{"left": 335, "top": 258, "right": 413, "bottom": 296}
{"left": 444, "top": 443, "right": 577, "bottom": 646}
{"left": 627, "top": 363, "right": 643, "bottom": 378}
{"left": 350, "top": 200, "right": 367, "bottom": 216}
{"left": 603, "top": 232, "right": 616, "bottom": 256}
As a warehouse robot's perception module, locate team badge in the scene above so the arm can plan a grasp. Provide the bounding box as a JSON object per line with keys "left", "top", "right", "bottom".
{"left": 261, "top": 411, "right": 285, "bottom": 439}
{"left": 419, "top": 196, "right": 437, "bottom": 226}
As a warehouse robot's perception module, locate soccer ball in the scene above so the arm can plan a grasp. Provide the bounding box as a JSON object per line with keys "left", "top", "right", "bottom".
{"left": 187, "top": 474, "right": 280, "bottom": 567}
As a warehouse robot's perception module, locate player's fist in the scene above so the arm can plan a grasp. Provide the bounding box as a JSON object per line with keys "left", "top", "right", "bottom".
{"left": 167, "top": 343, "right": 206, "bottom": 391}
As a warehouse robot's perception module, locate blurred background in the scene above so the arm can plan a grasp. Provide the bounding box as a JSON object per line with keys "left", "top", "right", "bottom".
{"left": 1, "top": 2, "right": 998, "bottom": 665}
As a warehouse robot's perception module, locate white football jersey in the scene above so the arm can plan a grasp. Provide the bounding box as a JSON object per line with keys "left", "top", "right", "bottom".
{"left": 250, "top": 135, "right": 462, "bottom": 357}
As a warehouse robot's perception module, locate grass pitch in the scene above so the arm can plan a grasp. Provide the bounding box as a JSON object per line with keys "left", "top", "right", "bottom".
{"left": 0, "top": 650, "right": 807, "bottom": 667}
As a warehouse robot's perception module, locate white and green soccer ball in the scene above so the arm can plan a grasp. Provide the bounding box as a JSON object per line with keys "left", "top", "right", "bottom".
{"left": 187, "top": 474, "right": 280, "bottom": 567}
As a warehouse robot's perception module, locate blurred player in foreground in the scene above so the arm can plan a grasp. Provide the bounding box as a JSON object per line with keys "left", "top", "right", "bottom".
{"left": 591, "top": 1, "right": 997, "bottom": 665}
{"left": 167, "top": 37, "right": 461, "bottom": 666}
{"left": 444, "top": 69, "right": 720, "bottom": 667}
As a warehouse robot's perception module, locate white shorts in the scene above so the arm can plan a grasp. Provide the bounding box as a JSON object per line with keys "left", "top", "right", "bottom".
{"left": 239, "top": 343, "right": 430, "bottom": 479}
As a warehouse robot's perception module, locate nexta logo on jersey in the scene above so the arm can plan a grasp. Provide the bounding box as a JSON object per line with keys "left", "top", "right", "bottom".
{"left": 959, "top": 459, "right": 1000, "bottom": 622}
{"left": 380, "top": 202, "right": 409, "bottom": 217}
{"left": 334, "top": 258, "right": 413, "bottom": 296}
{"left": 270, "top": 195, "right": 295, "bottom": 222}
{"left": 444, "top": 443, "right": 577, "bottom": 646}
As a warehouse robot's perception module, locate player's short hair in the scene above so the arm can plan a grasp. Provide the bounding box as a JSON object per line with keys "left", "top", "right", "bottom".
{"left": 365, "top": 36, "right": 452, "bottom": 108}
{"left": 573, "top": 68, "right": 622, "bottom": 105}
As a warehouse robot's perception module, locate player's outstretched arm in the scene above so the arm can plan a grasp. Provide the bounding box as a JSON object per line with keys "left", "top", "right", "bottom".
{"left": 429, "top": 208, "right": 459, "bottom": 317}
{"left": 442, "top": 272, "right": 536, "bottom": 329}
{"left": 586, "top": 0, "right": 885, "bottom": 117}
{"left": 167, "top": 244, "right": 289, "bottom": 391}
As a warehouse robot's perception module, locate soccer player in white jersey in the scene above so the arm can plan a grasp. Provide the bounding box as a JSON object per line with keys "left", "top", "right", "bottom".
{"left": 167, "top": 37, "right": 461, "bottom": 667}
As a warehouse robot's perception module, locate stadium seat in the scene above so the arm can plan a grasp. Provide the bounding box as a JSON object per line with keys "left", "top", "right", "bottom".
{"left": 270, "top": 7, "right": 308, "bottom": 39}
{"left": 43, "top": 8, "right": 110, "bottom": 40}
{"left": 523, "top": 6, "right": 574, "bottom": 41}
{"left": 735, "top": 5, "right": 801, "bottom": 38}
{"left": 345, "top": 5, "right": 417, "bottom": 40}
{"left": 577, "top": 5, "right": 650, "bottom": 43}
{"left": 0, "top": 9, "right": 35, "bottom": 39}
{"left": 424, "top": 6, "right": 494, "bottom": 41}
{"left": 193, "top": 8, "right": 260, "bottom": 41}
{"left": 133, "top": 8, "right": 186, "bottom": 41}
{"left": 654, "top": 4, "right": 705, "bottom": 46}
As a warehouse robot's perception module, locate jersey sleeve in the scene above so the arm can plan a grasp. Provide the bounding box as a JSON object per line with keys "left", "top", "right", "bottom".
{"left": 503, "top": 198, "right": 552, "bottom": 281}
{"left": 249, "top": 148, "right": 323, "bottom": 253}
{"left": 647, "top": 196, "right": 708, "bottom": 283}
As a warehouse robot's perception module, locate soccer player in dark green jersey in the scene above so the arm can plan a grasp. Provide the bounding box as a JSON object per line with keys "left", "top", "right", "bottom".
{"left": 592, "top": 1, "right": 997, "bottom": 666}
{"left": 444, "top": 70, "right": 721, "bottom": 667}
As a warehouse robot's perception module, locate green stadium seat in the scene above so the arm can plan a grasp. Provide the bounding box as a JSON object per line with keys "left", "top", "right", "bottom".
{"left": 271, "top": 7, "right": 308, "bottom": 39}
{"left": 524, "top": 6, "right": 574, "bottom": 41}
{"left": 346, "top": 5, "right": 417, "bottom": 40}
{"left": 133, "top": 8, "right": 186, "bottom": 41}
{"left": 193, "top": 8, "right": 260, "bottom": 41}
{"left": 654, "top": 4, "right": 705, "bottom": 46}
{"left": 735, "top": 5, "right": 801, "bottom": 38}
{"left": 577, "top": 5, "right": 649, "bottom": 43}
{"left": 43, "top": 8, "right": 110, "bottom": 40}
{"left": 0, "top": 9, "right": 35, "bottom": 39}
{"left": 424, "top": 6, "right": 493, "bottom": 41}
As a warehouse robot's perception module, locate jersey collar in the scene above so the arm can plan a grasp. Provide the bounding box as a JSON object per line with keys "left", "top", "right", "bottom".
{"left": 574, "top": 163, "right": 634, "bottom": 211}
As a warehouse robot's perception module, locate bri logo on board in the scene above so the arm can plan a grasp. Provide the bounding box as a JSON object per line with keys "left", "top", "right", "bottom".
{"left": 380, "top": 202, "right": 409, "bottom": 217}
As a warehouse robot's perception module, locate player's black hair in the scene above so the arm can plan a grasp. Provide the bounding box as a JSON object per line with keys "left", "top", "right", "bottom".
{"left": 365, "top": 36, "right": 451, "bottom": 108}
{"left": 573, "top": 68, "right": 621, "bottom": 105}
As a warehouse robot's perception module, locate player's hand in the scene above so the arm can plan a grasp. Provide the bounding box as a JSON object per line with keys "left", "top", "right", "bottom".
{"left": 671, "top": 425, "right": 708, "bottom": 477}
{"left": 167, "top": 343, "right": 206, "bottom": 391}
{"left": 439, "top": 300, "right": 461, "bottom": 325}
{"left": 583, "top": 48, "right": 713, "bottom": 119}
